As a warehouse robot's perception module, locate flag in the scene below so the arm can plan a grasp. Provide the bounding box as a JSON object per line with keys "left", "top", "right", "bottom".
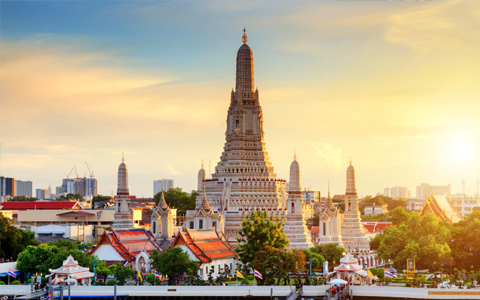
{"left": 254, "top": 269, "right": 263, "bottom": 280}
{"left": 138, "top": 270, "right": 143, "bottom": 281}
{"left": 155, "top": 271, "right": 161, "bottom": 279}
{"left": 384, "top": 270, "right": 394, "bottom": 279}
{"left": 236, "top": 270, "right": 245, "bottom": 279}
{"left": 367, "top": 269, "right": 375, "bottom": 279}
{"left": 8, "top": 269, "right": 17, "bottom": 278}
{"left": 123, "top": 261, "right": 128, "bottom": 267}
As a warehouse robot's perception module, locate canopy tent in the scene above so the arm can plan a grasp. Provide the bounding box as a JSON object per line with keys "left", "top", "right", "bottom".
{"left": 49, "top": 255, "right": 94, "bottom": 286}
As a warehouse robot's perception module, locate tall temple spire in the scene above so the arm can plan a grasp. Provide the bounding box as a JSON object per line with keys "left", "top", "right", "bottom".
{"left": 112, "top": 155, "right": 133, "bottom": 229}
{"left": 242, "top": 27, "right": 247, "bottom": 44}
{"left": 346, "top": 161, "right": 357, "bottom": 195}
{"left": 328, "top": 179, "right": 331, "bottom": 199}
{"left": 235, "top": 30, "right": 254, "bottom": 92}
{"left": 122, "top": 152, "right": 125, "bottom": 163}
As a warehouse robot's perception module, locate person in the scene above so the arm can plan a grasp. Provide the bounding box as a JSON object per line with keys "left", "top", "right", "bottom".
{"left": 434, "top": 281, "right": 437, "bottom": 288}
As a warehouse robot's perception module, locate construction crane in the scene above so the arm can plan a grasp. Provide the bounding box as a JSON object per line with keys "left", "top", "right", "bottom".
{"left": 85, "top": 162, "right": 94, "bottom": 178}
{"left": 66, "top": 168, "right": 74, "bottom": 179}
{"left": 73, "top": 166, "right": 79, "bottom": 178}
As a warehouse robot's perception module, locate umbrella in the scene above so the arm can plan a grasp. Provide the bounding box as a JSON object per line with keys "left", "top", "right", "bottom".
{"left": 52, "top": 276, "right": 64, "bottom": 284}
{"left": 329, "top": 278, "right": 348, "bottom": 285}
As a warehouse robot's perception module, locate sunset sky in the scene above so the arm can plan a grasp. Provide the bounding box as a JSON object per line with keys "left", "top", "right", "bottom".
{"left": 1, "top": 0, "right": 479, "bottom": 198}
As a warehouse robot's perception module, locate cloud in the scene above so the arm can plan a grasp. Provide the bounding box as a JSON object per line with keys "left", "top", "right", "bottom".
{"left": 311, "top": 142, "right": 343, "bottom": 172}
{"left": 166, "top": 164, "right": 182, "bottom": 176}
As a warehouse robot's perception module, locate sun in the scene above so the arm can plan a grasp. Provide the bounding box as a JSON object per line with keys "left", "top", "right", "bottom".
{"left": 450, "top": 135, "right": 475, "bottom": 164}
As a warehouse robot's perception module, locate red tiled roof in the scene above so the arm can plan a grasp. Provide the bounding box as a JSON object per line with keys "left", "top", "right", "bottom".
{"left": 310, "top": 226, "right": 319, "bottom": 234}
{"left": 361, "top": 221, "right": 392, "bottom": 234}
{"left": 1, "top": 201, "right": 82, "bottom": 211}
{"left": 172, "top": 228, "right": 237, "bottom": 265}
{"left": 91, "top": 228, "right": 161, "bottom": 262}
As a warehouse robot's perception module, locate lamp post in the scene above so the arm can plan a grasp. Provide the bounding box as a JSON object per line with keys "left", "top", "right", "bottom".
{"left": 308, "top": 258, "right": 315, "bottom": 286}
{"left": 93, "top": 258, "right": 96, "bottom": 286}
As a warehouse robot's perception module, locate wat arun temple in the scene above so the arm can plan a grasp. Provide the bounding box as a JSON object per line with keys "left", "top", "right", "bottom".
{"left": 188, "top": 30, "right": 372, "bottom": 257}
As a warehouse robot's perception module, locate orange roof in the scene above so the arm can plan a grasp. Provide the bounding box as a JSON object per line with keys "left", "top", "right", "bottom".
{"left": 421, "top": 195, "right": 461, "bottom": 223}
{"left": 361, "top": 221, "right": 392, "bottom": 234}
{"left": 172, "top": 228, "right": 237, "bottom": 264}
{"left": 91, "top": 228, "right": 161, "bottom": 262}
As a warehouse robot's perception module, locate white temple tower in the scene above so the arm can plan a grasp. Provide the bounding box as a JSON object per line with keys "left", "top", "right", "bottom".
{"left": 341, "top": 160, "right": 370, "bottom": 252}
{"left": 112, "top": 155, "right": 134, "bottom": 229}
{"left": 317, "top": 182, "right": 343, "bottom": 246}
{"left": 283, "top": 154, "right": 314, "bottom": 249}
{"left": 195, "top": 29, "right": 288, "bottom": 243}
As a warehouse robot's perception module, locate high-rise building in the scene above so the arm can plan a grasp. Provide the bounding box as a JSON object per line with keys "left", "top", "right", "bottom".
{"left": 153, "top": 179, "right": 174, "bottom": 196}
{"left": 36, "top": 189, "right": 47, "bottom": 200}
{"left": 16, "top": 180, "right": 32, "bottom": 197}
{"left": 416, "top": 183, "right": 451, "bottom": 200}
{"left": 59, "top": 177, "right": 97, "bottom": 200}
{"left": 0, "top": 177, "right": 16, "bottom": 198}
{"left": 390, "top": 186, "right": 409, "bottom": 199}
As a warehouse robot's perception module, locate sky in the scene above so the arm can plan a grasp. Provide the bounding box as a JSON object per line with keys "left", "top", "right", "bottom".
{"left": 1, "top": 0, "right": 479, "bottom": 198}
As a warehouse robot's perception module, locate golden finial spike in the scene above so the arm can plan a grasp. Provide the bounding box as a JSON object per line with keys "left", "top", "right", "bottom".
{"left": 294, "top": 150, "right": 296, "bottom": 161}
{"left": 242, "top": 27, "right": 247, "bottom": 44}
{"left": 201, "top": 159, "right": 204, "bottom": 168}
{"left": 122, "top": 152, "right": 125, "bottom": 163}
{"left": 349, "top": 156, "right": 352, "bottom": 165}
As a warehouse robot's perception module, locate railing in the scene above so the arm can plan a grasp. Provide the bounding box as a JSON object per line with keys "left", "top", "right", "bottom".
{"left": 286, "top": 286, "right": 303, "bottom": 300}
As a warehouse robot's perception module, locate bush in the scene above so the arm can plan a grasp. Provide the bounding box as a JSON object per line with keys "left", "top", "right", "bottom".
{"left": 405, "top": 282, "right": 412, "bottom": 287}
{"left": 107, "top": 279, "right": 117, "bottom": 286}
{"left": 241, "top": 278, "right": 250, "bottom": 285}
{"left": 0, "top": 281, "right": 5, "bottom": 285}
{"left": 11, "top": 280, "right": 21, "bottom": 285}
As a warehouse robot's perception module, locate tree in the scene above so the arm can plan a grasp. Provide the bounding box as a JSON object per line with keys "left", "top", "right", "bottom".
{"left": 375, "top": 212, "right": 451, "bottom": 270}
{"left": 150, "top": 247, "right": 198, "bottom": 284}
{"left": 109, "top": 263, "right": 135, "bottom": 285}
{"left": 16, "top": 244, "right": 60, "bottom": 275}
{"left": 389, "top": 206, "right": 409, "bottom": 225}
{"left": 92, "top": 195, "right": 112, "bottom": 208}
{"left": 235, "top": 211, "right": 289, "bottom": 271}
{"left": 449, "top": 211, "right": 480, "bottom": 269}
{"left": 58, "top": 193, "right": 84, "bottom": 201}
{"left": 310, "top": 243, "right": 345, "bottom": 269}
{"left": 95, "top": 260, "right": 112, "bottom": 283}
{"left": 9, "top": 196, "right": 38, "bottom": 202}
{"left": 154, "top": 188, "right": 196, "bottom": 215}
{"left": 332, "top": 198, "right": 345, "bottom": 213}
{"left": 0, "top": 214, "right": 38, "bottom": 261}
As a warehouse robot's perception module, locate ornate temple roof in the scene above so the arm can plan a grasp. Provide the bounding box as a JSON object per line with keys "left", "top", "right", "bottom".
{"left": 421, "top": 194, "right": 462, "bottom": 223}
{"left": 172, "top": 228, "right": 237, "bottom": 264}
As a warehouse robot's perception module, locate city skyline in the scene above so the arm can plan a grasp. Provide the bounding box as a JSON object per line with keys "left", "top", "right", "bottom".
{"left": 1, "top": 0, "right": 479, "bottom": 197}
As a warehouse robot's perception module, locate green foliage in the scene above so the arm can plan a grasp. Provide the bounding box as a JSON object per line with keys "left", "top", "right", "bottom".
{"left": 252, "top": 248, "right": 305, "bottom": 285}
{"left": 0, "top": 281, "right": 5, "bottom": 285}
{"left": 92, "top": 195, "right": 112, "bottom": 207}
{"left": 235, "top": 211, "right": 288, "bottom": 270}
{"left": 375, "top": 212, "right": 451, "bottom": 270}
{"left": 303, "top": 250, "right": 325, "bottom": 271}
{"left": 95, "top": 260, "right": 111, "bottom": 283}
{"left": 17, "top": 244, "right": 60, "bottom": 275}
{"left": 361, "top": 195, "right": 406, "bottom": 214}
{"left": 48, "top": 239, "right": 77, "bottom": 250}
{"left": 145, "top": 274, "right": 157, "bottom": 285}
{"left": 58, "top": 193, "right": 84, "bottom": 201}
{"left": 154, "top": 188, "right": 196, "bottom": 215}
{"left": 150, "top": 247, "right": 198, "bottom": 285}
{"left": 389, "top": 206, "right": 409, "bottom": 225}
{"left": 310, "top": 243, "right": 346, "bottom": 269}
{"left": 240, "top": 278, "right": 250, "bottom": 285}
{"left": 9, "top": 196, "right": 39, "bottom": 202}
{"left": 109, "top": 263, "right": 135, "bottom": 285}
{"left": 449, "top": 211, "right": 480, "bottom": 269}
{"left": 107, "top": 279, "right": 117, "bottom": 286}
{"left": 0, "top": 214, "right": 39, "bottom": 261}
{"left": 331, "top": 198, "right": 345, "bottom": 213}
{"left": 11, "top": 280, "right": 21, "bottom": 285}
{"left": 362, "top": 214, "right": 387, "bottom": 221}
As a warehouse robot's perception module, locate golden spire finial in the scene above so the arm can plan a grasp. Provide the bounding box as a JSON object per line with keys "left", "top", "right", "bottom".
{"left": 242, "top": 27, "right": 247, "bottom": 44}
{"left": 201, "top": 159, "right": 204, "bottom": 168}
{"left": 294, "top": 150, "right": 297, "bottom": 161}
{"left": 122, "top": 152, "right": 125, "bottom": 163}
{"left": 349, "top": 156, "right": 352, "bottom": 165}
